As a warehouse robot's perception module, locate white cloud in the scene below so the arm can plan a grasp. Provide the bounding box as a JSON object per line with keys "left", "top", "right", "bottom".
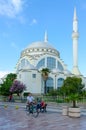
{"left": 30, "top": 18, "right": 37, "bottom": 25}
{"left": 0, "top": 71, "right": 10, "bottom": 78}
{"left": 0, "top": 0, "right": 25, "bottom": 18}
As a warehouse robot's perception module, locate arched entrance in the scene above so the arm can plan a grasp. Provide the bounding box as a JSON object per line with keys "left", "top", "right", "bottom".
{"left": 57, "top": 78, "right": 64, "bottom": 88}
{"left": 46, "top": 77, "right": 53, "bottom": 93}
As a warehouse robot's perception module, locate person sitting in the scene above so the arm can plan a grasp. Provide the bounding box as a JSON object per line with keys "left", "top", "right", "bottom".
{"left": 40, "top": 99, "right": 47, "bottom": 112}
{"left": 26, "top": 92, "right": 35, "bottom": 109}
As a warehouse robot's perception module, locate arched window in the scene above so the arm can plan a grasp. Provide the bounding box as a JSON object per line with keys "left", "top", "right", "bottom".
{"left": 36, "top": 58, "right": 45, "bottom": 69}
{"left": 21, "top": 59, "right": 30, "bottom": 68}
{"left": 21, "top": 59, "right": 25, "bottom": 68}
{"left": 57, "top": 78, "right": 64, "bottom": 88}
{"left": 16, "top": 64, "right": 21, "bottom": 72}
{"left": 58, "top": 61, "right": 63, "bottom": 71}
{"left": 26, "top": 60, "right": 30, "bottom": 66}
{"left": 46, "top": 77, "right": 53, "bottom": 92}
{"left": 47, "top": 57, "right": 56, "bottom": 69}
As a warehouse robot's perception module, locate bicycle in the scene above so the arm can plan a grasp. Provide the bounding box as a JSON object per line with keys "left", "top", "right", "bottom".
{"left": 26, "top": 103, "right": 39, "bottom": 118}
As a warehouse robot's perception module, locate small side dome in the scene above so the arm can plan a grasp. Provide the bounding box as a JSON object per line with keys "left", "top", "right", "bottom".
{"left": 52, "top": 68, "right": 62, "bottom": 74}
{"left": 22, "top": 64, "right": 34, "bottom": 70}
{"left": 22, "top": 64, "right": 37, "bottom": 70}
{"left": 64, "top": 70, "right": 72, "bottom": 75}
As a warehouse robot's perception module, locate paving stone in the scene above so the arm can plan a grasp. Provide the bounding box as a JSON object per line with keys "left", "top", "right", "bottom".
{"left": 0, "top": 105, "right": 86, "bottom": 130}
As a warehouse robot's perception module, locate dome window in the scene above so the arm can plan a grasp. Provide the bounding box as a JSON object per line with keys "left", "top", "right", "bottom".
{"left": 58, "top": 61, "right": 64, "bottom": 71}
{"left": 47, "top": 57, "right": 56, "bottom": 70}
{"left": 52, "top": 50, "right": 54, "bottom": 52}
{"left": 36, "top": 58, "right": 45, "bottom": 69}
{"left": 48, "top": 49, "right": 51, "bottom": 52}
{"left": 35, "top": 49, "right": 37, "bottom": 51}
{"left": 30, "top": 49, "right": 32, "bottom": 52}
{"left": 39, "top": 49, "right": 42, "bottom": 51}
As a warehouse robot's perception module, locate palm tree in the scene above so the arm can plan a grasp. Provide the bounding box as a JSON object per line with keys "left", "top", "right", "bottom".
{"left": 41, "top": 68, "right": 50, "bottom": 94}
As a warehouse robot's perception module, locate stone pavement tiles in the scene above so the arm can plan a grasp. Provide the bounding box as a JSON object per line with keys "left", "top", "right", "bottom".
{"left": 0, "top": 106, "right": 86, "bottom": 130}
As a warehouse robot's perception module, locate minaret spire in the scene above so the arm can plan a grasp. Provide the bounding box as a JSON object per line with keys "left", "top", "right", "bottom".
{"left": 74, "top": 7, "right": 77, "bottom": 20}
{"left": 72, "top": 7, "right": 81, "bottom": 75}
{"left": 73, "top": 7, "right": 78, "bottom": 32}
{"left": 44, "top": 30, "right": 48, "bottom": 42}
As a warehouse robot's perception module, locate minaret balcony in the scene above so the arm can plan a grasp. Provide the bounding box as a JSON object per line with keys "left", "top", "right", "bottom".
{"left": 72, "top": 32, "right": 79, "bottom": 38}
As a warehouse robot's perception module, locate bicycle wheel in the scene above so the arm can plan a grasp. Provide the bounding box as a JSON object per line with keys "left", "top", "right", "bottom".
{"left": 26, "top": 105, "right": 30, "bottom": 115}
{"left": 32, "top": 105, "right": 39, "bottom": 118}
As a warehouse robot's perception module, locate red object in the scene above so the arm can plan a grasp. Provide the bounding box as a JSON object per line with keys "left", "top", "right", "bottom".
{"left": 41, "top": 101, "right": 45, "bottom": 107}
{"left": 9, "top": 95, "right": 12, "bottom": 101}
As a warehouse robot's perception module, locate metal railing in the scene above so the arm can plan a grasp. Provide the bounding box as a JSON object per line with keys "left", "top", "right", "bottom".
{"left": 0, "top": 95, "right": 86, "bottom": 108}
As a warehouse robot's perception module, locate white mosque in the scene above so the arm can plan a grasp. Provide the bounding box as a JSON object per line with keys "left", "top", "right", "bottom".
{"left": 16, "top": 8, "right": 86, "bottom": 94}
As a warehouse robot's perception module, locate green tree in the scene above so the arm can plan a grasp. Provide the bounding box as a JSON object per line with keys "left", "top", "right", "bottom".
{"left": 60, "top": 76, "right": 84, "bottom": 108}
{"left": 0, "top": 73, "right": 17, "bottom": 96}
{"left": 48, "top": 89, "right": 58, "bottom": 96}
{"left": 41, "top": 68, "right": 50, "bottom": 94}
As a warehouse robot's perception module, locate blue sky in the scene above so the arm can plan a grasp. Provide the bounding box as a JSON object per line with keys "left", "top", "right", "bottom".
{"left": 0, "top": 0, "right": 86, "bottom": 78}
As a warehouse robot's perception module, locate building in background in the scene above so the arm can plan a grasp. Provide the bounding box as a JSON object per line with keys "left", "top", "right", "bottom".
{"left": 16, "top": 8, "right": 86, "bottom": 94}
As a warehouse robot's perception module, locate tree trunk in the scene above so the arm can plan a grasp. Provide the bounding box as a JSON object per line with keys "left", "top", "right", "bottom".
{"left": 44, "top": 80, "right": 47, "bottom": 94}
{"left": 73, "top": 100, "right": 76, "bottom": 108}
{"left": 17, "top": 93, "right": 20, "bottom": 96}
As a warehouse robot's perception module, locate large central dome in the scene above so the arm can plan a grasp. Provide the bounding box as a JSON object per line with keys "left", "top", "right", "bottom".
{"left": 27, "top": 41, "right": 55, "bottom": 50}
{"left": 21, "top": 31, "right": 60, "bottom": 58}
{"left": 26, "top": 31, "right": 55, "bottom": 50}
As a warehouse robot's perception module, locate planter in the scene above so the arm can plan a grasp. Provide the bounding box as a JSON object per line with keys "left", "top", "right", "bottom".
{"left": 68, "top": 107, "right": 81, "bottom": 118}
{"left": 62, "top": 106, "right": 68, "bottom": 116}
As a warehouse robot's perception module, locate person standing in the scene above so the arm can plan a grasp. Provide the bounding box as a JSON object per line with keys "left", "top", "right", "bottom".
{"left": 8, "top": 93, "right": 13, "bottom": 102}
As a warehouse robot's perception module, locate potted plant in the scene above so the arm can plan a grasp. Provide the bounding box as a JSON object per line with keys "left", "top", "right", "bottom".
{"left": 60, "top": 76, "right": 85, "bottom": 117}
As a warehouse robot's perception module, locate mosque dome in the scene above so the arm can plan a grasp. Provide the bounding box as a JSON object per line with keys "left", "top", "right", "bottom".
{"left": 64, "top": 70, "right": 72, "bottom": 75}
{"left": 21, "top": 31, "right": 60, "bottom": 58}
{"left": 26, "top": 31, "right": 55, "bottom": 50}
{"left": 22, "top": 64, "right": 37, "bottom": 70}
{"left": 27, "top": 41, "right": 55, "bottom": 50}
{"left": 52, "top": 68, "right": 62, "bottom": 73}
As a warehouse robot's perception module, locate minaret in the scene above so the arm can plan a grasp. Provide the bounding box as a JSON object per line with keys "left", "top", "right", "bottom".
{"left": 44, "top": 30, "right": 48, "bottom": 42}
{"left": 72, "top": 7, "right": 81, "bottom": 75}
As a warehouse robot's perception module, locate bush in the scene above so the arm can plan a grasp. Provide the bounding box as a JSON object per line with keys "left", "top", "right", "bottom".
{"left": 23, "top": 92, "right": 28, "bottom": 97}
{"left": 48, "top": 89, "right": 58, "bottom": 96}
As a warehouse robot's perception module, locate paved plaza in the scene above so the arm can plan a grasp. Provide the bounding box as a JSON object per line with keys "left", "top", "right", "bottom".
{"left": 0, "top": 103, "right": 86, "bottom": 130}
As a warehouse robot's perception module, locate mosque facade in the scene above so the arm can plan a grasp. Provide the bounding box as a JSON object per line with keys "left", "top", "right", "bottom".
{"left": 16, "top": 8, "right": 86, "bottom": 94}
